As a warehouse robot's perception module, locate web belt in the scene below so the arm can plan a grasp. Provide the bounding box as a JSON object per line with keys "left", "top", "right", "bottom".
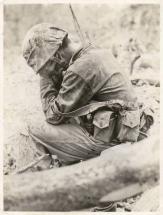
{"left": 56, "top": 99, "right": 139, "bottom": 118}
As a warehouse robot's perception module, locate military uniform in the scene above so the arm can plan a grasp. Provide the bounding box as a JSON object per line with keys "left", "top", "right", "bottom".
{"left": 27, "top": 44, "right": 141, "bottom": 165}
{"left": 22, "top": 23, "right": 152, "bottom": 166}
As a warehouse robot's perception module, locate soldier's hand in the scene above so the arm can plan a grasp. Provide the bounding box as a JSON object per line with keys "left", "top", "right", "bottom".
{"left": 38, "top": 59, "right": 57, "bottom": 78}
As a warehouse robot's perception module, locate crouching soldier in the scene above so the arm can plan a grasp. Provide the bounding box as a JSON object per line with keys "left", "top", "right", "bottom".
{"left": 21, "top": 23, "right": 153, "bottom": 171}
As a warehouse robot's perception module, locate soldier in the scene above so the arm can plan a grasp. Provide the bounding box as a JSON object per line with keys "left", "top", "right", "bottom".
{"left": 22, "top": 23, "right": 146, "bottom": 169}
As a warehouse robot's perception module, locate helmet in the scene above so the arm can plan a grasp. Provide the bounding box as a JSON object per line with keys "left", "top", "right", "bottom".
{"left": 22, "top": 23, "right": 68, "bottom": 73}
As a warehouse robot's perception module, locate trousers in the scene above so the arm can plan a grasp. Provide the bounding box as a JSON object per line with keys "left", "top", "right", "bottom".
{"left": 24, "top": 117, "right": 112, "bottom": 165}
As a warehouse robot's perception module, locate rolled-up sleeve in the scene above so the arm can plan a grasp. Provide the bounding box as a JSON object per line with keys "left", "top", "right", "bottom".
{"left": 40, "top": 70, "right": 93, "bottom": 125}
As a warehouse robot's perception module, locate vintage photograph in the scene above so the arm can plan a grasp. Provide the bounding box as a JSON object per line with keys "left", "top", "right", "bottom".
{"left": 3, "top": 2, "right": 160, "bottom": 212}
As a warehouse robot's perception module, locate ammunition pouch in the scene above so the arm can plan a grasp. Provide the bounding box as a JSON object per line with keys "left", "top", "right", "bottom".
{"left": 115, "top": 109, "right": 140, "bottom": 143}
{"left": 57, "top": 99, "right": 154, "bottom": 143}
{"left": 93, "top": 110, "right": 117, "bottom": 143}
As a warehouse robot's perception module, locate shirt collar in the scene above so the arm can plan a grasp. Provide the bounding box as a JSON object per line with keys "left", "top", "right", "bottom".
{"left": 69, "top": 43, "right": 92, "bottom": 66}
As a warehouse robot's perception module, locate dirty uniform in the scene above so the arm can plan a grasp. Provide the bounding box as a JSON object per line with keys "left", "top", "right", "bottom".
{"left": 27, "top": 44, "right": 141, "bottom": 165}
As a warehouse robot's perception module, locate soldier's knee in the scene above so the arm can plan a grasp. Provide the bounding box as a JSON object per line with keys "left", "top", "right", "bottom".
{"left": 28, "top": 118, "right": 45, "bottom": 137}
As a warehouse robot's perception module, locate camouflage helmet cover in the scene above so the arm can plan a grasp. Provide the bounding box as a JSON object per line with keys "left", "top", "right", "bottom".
{"left": 22, "top": 23, "right": 68, "bottom": 73}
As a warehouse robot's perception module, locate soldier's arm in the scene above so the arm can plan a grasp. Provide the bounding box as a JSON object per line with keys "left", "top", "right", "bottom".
{"left": 40, "top": 74, "right": 62, "bottom": 122}
{"left": 41, "top": 70, "right": 93, "bottom": 125}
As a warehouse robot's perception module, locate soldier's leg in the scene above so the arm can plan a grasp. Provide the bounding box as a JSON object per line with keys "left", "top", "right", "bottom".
{"left": 24, "top": 117, "right": 109, "bottom": 167}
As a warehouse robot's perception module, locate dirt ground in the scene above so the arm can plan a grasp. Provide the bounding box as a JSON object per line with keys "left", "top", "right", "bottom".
{"left": 3, "top": 4, "right": 160, "bottom": 211}
{"left": 3, "top": 46, "right": 160, "bottom": 212}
